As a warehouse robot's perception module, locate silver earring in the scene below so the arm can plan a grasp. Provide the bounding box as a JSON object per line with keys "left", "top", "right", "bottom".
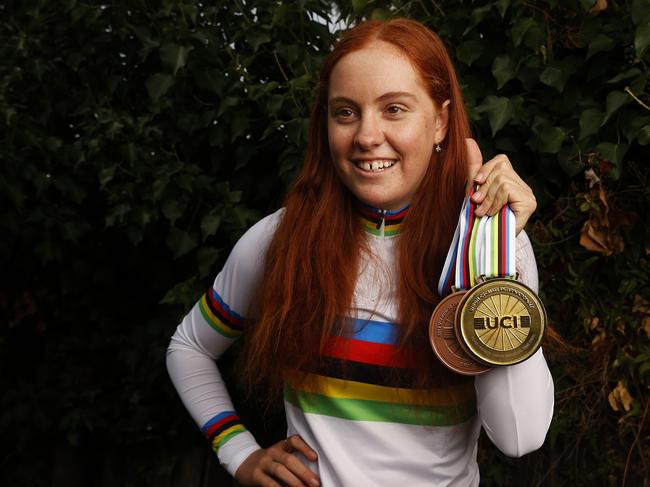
{"left": 435, "top": 143, "right": 442, "bottom": 153}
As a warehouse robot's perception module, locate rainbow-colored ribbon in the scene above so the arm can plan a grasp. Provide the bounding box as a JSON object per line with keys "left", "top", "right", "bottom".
{"left": 438, "top": 186, "right": 516, "bottom": 296}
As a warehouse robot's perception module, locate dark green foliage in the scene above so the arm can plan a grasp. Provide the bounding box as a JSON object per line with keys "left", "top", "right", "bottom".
{"left": 1, "top": 0, "right": 648, "bottom": 485}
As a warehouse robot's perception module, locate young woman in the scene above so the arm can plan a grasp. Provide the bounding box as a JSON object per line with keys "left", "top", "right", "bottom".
{"left": 167, "top": 19, "right": 553, "bottom": 487}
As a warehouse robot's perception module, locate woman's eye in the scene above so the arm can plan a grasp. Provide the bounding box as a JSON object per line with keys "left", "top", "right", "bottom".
{"left": 336, "top": 108, "right": 354, "bottom": 118}
{"left": 386, "top": 105, "right": 405, "bottom": 114}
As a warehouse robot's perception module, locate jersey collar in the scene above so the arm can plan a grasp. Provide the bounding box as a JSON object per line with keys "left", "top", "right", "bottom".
{"left": 355, "top": 202, "right": 410, "bottom": 237}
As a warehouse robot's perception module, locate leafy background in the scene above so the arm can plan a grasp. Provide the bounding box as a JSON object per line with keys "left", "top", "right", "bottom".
{"left": 1, "top": 0, "right": 648, "bottom": 485}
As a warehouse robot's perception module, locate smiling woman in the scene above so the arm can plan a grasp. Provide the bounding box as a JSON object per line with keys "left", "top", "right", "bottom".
{"left": 327, "top": 42, "right": 448, "bottom": 210}
{"left": 166, "top": 18, "right": 553, "bottom": 487}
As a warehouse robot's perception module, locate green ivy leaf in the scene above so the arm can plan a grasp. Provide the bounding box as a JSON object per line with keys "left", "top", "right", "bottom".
{"left": 162, "top": 200, "right": 184, "bottom": 225}
{"left": 105, "top": 203, "right": 130, "bottom": 227}
{"left": 492, "top": 55, "right": 516, "bottom": 89}
{"left": 631, "top": 0, "right": 650, "bottom": 25}
{"left": 160, "top": 276, "right": 200, "bottom": 307}
{"left": 45, "top": 136, "right": 62, "bottom": 152}
{"left": 218, "top": 96, "right": 240, "bottom": 116}
{"left": 160, "top": 44, "right": 193, "bottom": 76}
{"left": 99, "top": 165, "right": 116, "bottom": 189}
{"left": 370, "top": 8, "right": 391, "bottom": 20}
{"left": 538, "top": 126, "right": 567, "bottom": 153}
{"left": 476, "top": 96, "right": 513, "bottom": 136}
{"left": 579, "top": 109, "right": 603, "bottom": 140}
{"left": 145, "top": 73, "right": 174, "bottom": 101}
{"left": 638, "top": 125, "right": 650, "bottom": 145}
{"left": 201, "top": 213, "right": 222, "bottom": 240}
{"left": 523, "top": 24, "right": 545, "bottom": 51}
{"left": 197, "top": 246, "right": 220, "bottom": 277}
{"left": 540, "top": 64, "right": 571, "bottom": 92}
{"left": 352, "top": 0, "right": 369, "bottom": 16}
{"left": 230, "top": 111, "right": 250, "bottom": 142}
{"left": 247, "top": 31, "right": 271, "bottom": 52}
{"left": 602, "top": 91, "right": 630, "bottom": 126}
{"left": 511, "top": 17, "right": 535, "bottom": 47}
{"left": 621, "top": 114, "right": 650, "bottom": 143}
{"left": 180, "top": 4, "right": 198, "bottom": 23}
{"left": 597, "top": 142, "right": 628, "bottom": 163}
{"left": 607, "top": 68, "right": 643, "bottom": 83}
{"left": 152, "top": 178, "right": 168, "bottom": 202}
{"left": 456, "top": 40, "right": 483, "bottom": 67}
{"left": 166, "top": 227, "right": 198, "bottom": 259}
{"left": 496, "top": 0, "right": 510, "bottom": 18}
{"left": 265, "top": 94, "right": 284, "bottom": 115}
{"left": 229, "top": 191, "right": 242, "bottom": 204}
{"left": 557, "top": 154, "right": 583, "bottom": 178}
{"left": 595, "top": 142, "right": 628, "bottom": 179}
{"left": 587, "top": 34, "right": 615, "bottom": 59}
{"left": 634, "top": 23, "right": 650, "bottom": 58}
{"left": 579, "top": 0, "right": 597, "bottom": 10}
{"left": 464, "top": 4, "right": 492, "bottom": 35}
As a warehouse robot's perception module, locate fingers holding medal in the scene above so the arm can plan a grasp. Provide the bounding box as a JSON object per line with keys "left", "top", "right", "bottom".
{"left": 469, "top": 153, "right": 537, "bottom": 235}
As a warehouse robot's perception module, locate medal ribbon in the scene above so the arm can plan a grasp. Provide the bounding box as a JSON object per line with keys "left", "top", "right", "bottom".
{"left": 438, "top": 186, "right": 516, "bottom": 296}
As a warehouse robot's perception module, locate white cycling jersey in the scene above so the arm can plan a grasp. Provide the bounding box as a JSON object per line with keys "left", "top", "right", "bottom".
{"left": 166, "top": 206, "right": 554, "bottom": 486}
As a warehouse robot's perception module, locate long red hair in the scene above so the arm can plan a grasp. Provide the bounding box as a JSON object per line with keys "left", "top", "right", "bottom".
{"left": 241, "top": 19, "right": 470, "bottom": 396}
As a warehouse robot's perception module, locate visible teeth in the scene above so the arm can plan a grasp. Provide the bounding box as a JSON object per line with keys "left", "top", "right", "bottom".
{"left": 356, "top": 160, "right": 395, "bottom": 172}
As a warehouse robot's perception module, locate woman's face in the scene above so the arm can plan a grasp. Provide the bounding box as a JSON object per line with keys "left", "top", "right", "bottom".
{"left": 327, "top": 41, "right": 449, "bottom": 211}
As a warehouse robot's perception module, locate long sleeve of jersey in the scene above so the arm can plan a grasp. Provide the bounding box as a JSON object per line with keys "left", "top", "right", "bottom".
{"left": 474, "top": 230, "right": 555, "bottom": 457}
{"left": 166, "top": 210, "right": 284, "bottom": 477}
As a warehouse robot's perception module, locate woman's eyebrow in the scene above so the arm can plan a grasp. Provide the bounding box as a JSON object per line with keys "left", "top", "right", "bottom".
{"left": 375, "top": 91, "right": 417, "bottom": 102}
{"left": 328, "top": 92, "right": 417, "bottom": 106}
{"left": 328, "top": 96, "right": 357, "bottom": 106}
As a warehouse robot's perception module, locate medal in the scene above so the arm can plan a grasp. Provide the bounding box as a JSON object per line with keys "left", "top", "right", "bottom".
{"left": 456, "top": 278, "right": 546, "bottom": 366}
{"left": 430, "top": 188, "right": 546, "bottom": 372}
{"left": 429, "top": 290, "right": 491, "bottom": 375}
{"left": 429, "top": 198, "right": 491, "bottom": 376}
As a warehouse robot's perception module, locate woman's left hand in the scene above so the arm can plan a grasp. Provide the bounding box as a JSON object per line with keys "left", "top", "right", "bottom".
{"left": 465, "top": 139, "right": 537, "bottom": 235}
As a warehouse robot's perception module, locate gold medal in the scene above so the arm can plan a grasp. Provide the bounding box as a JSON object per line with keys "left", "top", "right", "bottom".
{"left": 456, "top": 278, "right": 546, "bottom": 366}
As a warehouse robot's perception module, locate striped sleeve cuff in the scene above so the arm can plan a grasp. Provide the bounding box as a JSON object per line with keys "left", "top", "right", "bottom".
{"left": 198, "top": 288, "right": 245, "bottom": 339}
{"left": 202, "top": 411, "right": 248, "bottom": 454}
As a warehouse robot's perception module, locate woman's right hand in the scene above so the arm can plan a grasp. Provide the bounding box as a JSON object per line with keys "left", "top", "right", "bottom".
{"left": 234, "top": 434, "right": 321, "bottom": 487}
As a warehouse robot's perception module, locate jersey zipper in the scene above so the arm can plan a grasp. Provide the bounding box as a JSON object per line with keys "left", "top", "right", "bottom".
{"left": 376, "top": 209, "right": 387, "bottom": 237}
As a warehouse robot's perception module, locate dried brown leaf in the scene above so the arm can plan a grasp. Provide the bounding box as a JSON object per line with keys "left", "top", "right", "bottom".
{"left": 633, "top": 294, "right": 650, "bottom": 315}
{"left": 608, "top": 390, "right": 619, "bottom": 411}
{"left": 596, "top": 185, "right": 609, "bottom": 213}
{"left": 591, "top": 329, "right": 607, "bottom": 348}
{"left": 580, "top": 219, "right": 612, "bottom": 255}
{"left": 619, "top": 386, "right": 633, "bottom": 412}
{"left": 579, "top": 218, "right": 625, "bottom": 255}
{"left": 590, "top": 0, "right": 608, "bottom": 13}
{"left": 609, "top": 380, "right": 634, "bottom": 413}
{"left": 643, "top": 316, "right": 650, "bottom": 340}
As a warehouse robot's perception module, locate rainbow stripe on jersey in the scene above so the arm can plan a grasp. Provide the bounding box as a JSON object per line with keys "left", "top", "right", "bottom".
{"left": 202, "top": 411, "right": 246, "bottom": 453}
{"left": 199, "top": 288, "right": 244, "bottom": 338}
{"left": 284, "top": 318, "right": 476, "bottom": 426}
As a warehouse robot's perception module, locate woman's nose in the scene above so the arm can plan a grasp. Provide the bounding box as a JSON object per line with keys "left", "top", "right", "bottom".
{"left": 354, "top": 114, "right": 385, "bottom": 150}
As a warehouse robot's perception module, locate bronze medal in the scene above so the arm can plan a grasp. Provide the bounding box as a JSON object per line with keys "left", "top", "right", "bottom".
{"left": 456, "top": 278, "right": 546, "bottom": 366}
{"left": 429, "top": 291, "right": 492, "bottom": 376}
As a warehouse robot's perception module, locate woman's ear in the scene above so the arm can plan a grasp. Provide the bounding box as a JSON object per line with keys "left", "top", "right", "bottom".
{"left": 435, "top": 99, "right": 450, "bottom": 143}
